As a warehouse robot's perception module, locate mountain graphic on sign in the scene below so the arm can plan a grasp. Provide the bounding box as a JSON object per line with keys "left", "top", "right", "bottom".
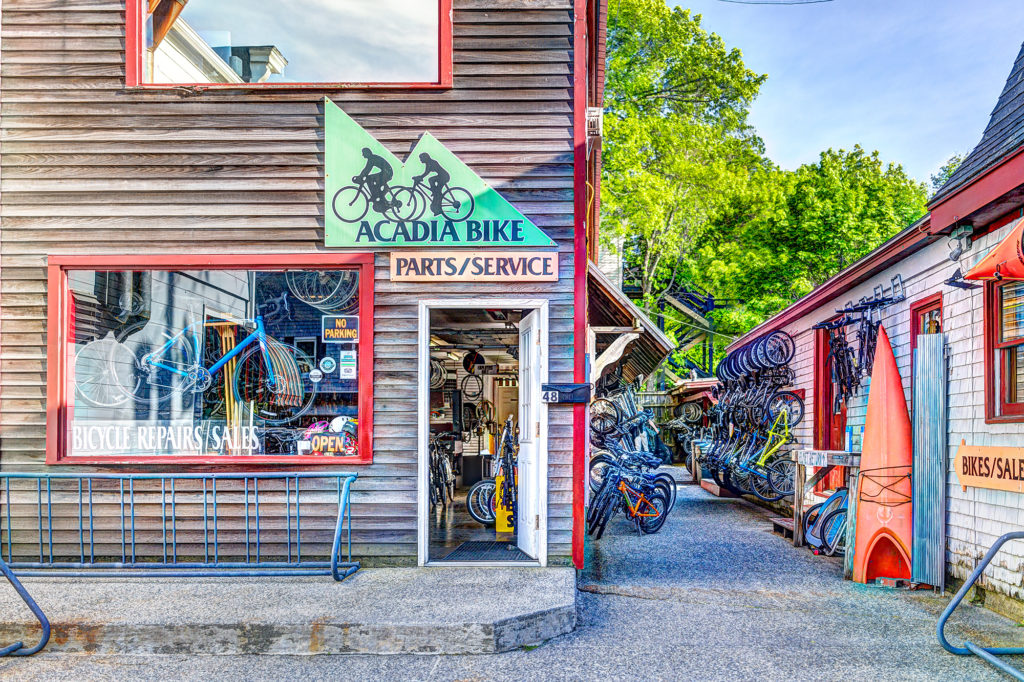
{"left": 324, "top": 97, "right": 555, "bottom": 248}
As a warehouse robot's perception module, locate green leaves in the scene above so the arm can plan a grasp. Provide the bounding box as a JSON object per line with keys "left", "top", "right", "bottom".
{"left": 601, "top": 0, "right": 928, "bottom": 361}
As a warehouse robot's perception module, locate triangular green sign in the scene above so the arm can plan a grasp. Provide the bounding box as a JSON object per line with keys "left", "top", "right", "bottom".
{"left": 324, "top": 98, "right": 555, "bottom": 248}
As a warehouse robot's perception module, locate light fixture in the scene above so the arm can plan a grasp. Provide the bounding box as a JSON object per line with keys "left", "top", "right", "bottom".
{"left": 947, "top": 223, "right": 974, "bottom": 263}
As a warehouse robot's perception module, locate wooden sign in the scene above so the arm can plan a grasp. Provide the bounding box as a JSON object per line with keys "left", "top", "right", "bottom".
{"left": 954, "top": 441, "right": 1024, "bottom": 493}
{"left": 794, "top": 450, "right": 860, "bottom": 467}
{"left": 390, "top": 251, "right": 557, "bottom": 282}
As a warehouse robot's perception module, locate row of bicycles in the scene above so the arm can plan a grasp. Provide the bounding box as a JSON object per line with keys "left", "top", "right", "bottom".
{"left": 587, "top": 377, "right": 675, "bottom": 540}
{"left": 694, "top": 330, "right": 803, "bottom": 503}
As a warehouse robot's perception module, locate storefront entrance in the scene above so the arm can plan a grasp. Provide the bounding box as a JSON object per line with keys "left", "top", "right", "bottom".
{"left": 416, "top": 299, "right": 548, "bottom": 566}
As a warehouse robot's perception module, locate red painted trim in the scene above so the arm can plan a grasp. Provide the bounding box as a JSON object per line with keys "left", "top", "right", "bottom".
{"left": 813, "top": 327, "right": 831, "bottom": 451}
{"left": 124, "top": 0, "right": 142, "bottom": 87}
{"left": 967, "top": 206, "right": 1023, "bottom": 243}
{"left": 46, "top": 253, "right": 375, "bottom": 466}
{"left": 729, "top": 218, "right": 933, "bottom": 351}
{"left": 929, "top": 147, "right": 1024, "bottom": 234}
{"left": 571, "top": 0, "right": 589, "bottom": 570}
{"left": 908, "top": 292, "right": 942, "bottom": 411}
{"left": 126, "top": 0, "right": 453, "bottom": 90}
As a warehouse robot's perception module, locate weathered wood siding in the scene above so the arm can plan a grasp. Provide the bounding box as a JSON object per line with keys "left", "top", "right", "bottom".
{"left": 0, "top": 0, "right": 577, "bottom": 562}
{"left": 771, "top": 222, "right": 1024, "bottom": 601}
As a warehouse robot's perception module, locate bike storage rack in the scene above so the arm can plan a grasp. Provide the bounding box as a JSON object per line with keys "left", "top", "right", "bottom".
{"left": 937, "top": 531, "right": 1024, "bottom": 680}
{"left": 0, "top": 472, "right": 359, "bottom": 581}
{"left": 0, "top": 554, "right": 50, "bottom": 657}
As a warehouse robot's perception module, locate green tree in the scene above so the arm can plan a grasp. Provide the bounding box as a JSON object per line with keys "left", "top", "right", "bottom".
{"left": 930, "top": 153, "right": 964, "bottom": 195}
{"left": 601, "top": 1, "right": 767, "bottom": 319}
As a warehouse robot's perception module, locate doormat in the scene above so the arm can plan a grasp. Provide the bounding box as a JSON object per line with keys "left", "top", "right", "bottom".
{"left": 441, "top": 541, "right": 533, "bottom": 562}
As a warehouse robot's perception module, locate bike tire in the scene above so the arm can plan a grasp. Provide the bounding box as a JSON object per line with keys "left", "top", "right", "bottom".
{"left": 769, "top": 391, "right": 805, "bottom": 427}
{"left": 233, "top": 343, "right": 317, "bottom": 426}
{"left": 467, "top": 479, "right": 496, "bottom": 525}
{"left": 440, "top": 186, "right": 475, "bottom": 222}
{"left": 749, "top": 468, "right": 786, "bottom": 502}
{"left": 766, "top": 457, "right": 796, "bottom": 496}
{"left": 590, "top": 398, "right": 621, "bottom": 436}
{"left": 74, "top": 334, "right": 135, "bottom": 408}
{"left": 332, "top": 186, "right": 370, "bottom": 223}
{"left": 653, "top": 473, "right": 677, "bottom": 510}
{"left": 820, "top": 508, "right": 847, "bottom": 557}
{"left": 588, "top": 453, "right": 618, "bottom": 494}
{"left": 591, "top": 491, "right": 618, "bottom": 539}
{"left": 638, "top": 488, "right": 671, "bottom": 534}
{"left": 390, "top": 186, "right": 421, "bottom": 222}
{"left": 111, "top": 327, "right": 196, "bottom": 408}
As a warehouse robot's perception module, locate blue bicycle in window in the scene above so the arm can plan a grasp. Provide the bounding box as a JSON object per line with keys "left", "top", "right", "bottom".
{"left": 74, "top": 314, "right": 317, "bottom": 425}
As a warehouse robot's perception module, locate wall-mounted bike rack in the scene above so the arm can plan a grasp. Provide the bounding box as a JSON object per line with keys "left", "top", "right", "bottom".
{"left": 937, "top": 531, "right": 1024, "bottom": 681}
{"left": 0, "top": 555, "right": 50, "bottom": 657}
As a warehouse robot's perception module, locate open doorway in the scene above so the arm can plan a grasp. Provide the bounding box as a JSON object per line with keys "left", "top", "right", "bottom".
{"left": 417, "top": 300, "right": 547, "bottom": 566}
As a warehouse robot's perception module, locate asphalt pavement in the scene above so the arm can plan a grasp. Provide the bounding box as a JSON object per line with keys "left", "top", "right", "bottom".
{"left": 2, "top": 470, "right": 1022, "bottom": 681}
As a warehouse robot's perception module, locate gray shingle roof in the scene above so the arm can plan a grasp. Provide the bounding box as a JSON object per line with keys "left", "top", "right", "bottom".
{"left": 930, "top": 41, "right": 1024, "bottom": 205}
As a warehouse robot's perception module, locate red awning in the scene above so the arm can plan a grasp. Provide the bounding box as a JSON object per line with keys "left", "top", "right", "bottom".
{"left": 965, "top": 217, "right": 1024, "bottom": 281}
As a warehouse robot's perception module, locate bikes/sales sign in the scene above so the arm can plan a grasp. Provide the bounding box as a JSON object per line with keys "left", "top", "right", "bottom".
{"left": 323, "top": 98, "right": 554, "bottom": 249}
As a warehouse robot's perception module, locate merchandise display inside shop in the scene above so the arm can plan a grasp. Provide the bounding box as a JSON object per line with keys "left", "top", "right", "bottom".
{"left": 427, "top": 308, "right": 536, "bottom": 563}
{"left": 66, "top": 268, "right": 364, "bottom": 460}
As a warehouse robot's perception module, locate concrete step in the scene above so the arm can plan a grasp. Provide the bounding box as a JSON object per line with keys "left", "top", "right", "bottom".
{"left": 0, "top": 567, "right": 577, "bottom": 655}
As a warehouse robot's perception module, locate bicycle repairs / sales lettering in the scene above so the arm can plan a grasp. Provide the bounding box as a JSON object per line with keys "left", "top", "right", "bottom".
{"left": 390, "top": 251, "right": 558, "bottom": 282}
{"left": 72, "top": 422, "right": 261, "bottom": 455}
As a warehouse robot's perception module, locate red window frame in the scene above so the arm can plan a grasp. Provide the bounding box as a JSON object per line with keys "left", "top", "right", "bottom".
{"left": 985, "top": 279, "right": 1024, "bottom": 421}
{"left": 908, "top": 292, "right": 942, "bottom": 411}
{"left": 46, "top": 253, "right": 375, "bottom": 465}
{"left": 125, "top": 0, "right": 454, "bottom": 90}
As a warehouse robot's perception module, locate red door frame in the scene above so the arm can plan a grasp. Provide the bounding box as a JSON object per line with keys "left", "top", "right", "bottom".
{"left": 126, "top": 0, "right": 454, "bottom": 90}
{"left": 813, "top": 324, "right": 847, "bottom": 492}
{"left": 909, "top": 292, "right": 943, "bottom": 411}
{"left": 46, "top": 253, "right": 375, "bottom": 466}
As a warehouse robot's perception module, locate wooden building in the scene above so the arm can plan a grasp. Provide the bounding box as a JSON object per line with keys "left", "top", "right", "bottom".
{"left": 0, "top": 0, "right": 670, "bottom": 568}
{"left": 727, "top": 41, "right": 1024, "bottom": 602}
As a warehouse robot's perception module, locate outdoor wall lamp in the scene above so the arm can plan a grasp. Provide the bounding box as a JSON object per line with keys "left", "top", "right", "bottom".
{"left": 947, "top": 223, "right": 974, "bottom": 263}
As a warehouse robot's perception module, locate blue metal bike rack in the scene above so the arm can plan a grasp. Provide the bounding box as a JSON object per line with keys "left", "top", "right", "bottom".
{"left": 937, "top": 531, "right": 1024, "bottom": 681}
{"left": 0, "top": 472, "right": 359, "bottom": 580}
{"left": 0, "top": 555, "right": 50, "bottom": 657}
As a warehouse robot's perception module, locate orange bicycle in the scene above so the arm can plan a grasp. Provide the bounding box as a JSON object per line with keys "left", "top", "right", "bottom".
{"left": 587, "top": 464, "right": 671, "bottom": 539}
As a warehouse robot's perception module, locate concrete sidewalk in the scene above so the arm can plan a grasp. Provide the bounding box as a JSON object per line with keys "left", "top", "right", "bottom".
{"left": 0, "top": 567, "right": 576, "bottom": 655}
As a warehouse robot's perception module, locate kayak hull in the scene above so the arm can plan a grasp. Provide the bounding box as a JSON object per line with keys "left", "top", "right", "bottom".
{"left": 853, "top": 325, "right": 913, "bottom": 584}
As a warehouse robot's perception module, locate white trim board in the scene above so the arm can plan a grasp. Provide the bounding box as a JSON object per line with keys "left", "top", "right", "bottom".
{"left": 417, "top": 298, "right": 550, "bottom": 567}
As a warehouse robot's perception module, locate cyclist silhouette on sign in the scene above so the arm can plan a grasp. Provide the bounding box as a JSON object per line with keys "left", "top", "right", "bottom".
{"left": 353, "top": 147, "right": 395, "bottom": 212}
{"left": 413, "top": 152, "right": 452, "bottom": 216}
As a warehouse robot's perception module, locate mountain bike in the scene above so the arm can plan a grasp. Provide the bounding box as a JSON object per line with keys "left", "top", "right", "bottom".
{"left": 429, "top": 432, "right": 457, "bottom": 511}
{"left": 73, "top": 315, "right": 316, "bottom": 425}
{"left": 466, "top": 415, "right": 518, "bottom": 526}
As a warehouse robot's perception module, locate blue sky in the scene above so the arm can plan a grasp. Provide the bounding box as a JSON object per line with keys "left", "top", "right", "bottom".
{"left": 674, "top": 0, "right": 1024, "bottom": 184}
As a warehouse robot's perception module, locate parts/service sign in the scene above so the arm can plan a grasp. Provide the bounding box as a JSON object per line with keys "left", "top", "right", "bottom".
{"left": 390, "top": 251, "right": 557, "bottom": 282}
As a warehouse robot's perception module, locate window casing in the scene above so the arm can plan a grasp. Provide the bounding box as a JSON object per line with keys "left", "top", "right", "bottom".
{"left": 985, "top": 280, "right": 1024, "bottom": 421}
{"left": 126, "top": 0, "right": 453, "bottom": 89}
{"left": 47, "top": 254, "right": 374, "bottom": 465}
{"left": 908, "top": 293, "right": 942, "bottom": 412}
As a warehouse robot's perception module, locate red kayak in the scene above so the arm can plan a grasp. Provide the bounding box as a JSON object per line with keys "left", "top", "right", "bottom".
{"left": 852, "top": 325, "right": 913, "bottom": 584}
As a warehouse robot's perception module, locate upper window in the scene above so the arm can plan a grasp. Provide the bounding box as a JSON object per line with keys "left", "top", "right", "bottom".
{"left": 128, "top": 1, "right": 452, "bottom": 87}
{"left": 986, "top": 280, "right": 1024, "bottom": 420}
{"left": 48, "top": 255, "right": 373, "bottom": 464}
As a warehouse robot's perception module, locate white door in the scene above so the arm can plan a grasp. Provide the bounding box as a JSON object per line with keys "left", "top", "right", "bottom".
{"left": 517, "top": 310, "right": 542, "bottom": 559}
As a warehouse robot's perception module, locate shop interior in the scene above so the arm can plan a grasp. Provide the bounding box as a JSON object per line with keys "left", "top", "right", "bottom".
{"left": 427, "top": 308, "right": 533, "bottom": 563}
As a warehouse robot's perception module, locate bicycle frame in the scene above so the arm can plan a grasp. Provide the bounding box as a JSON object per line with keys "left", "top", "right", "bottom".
{"left": 618, "top": 480, "right": 660, "bottom": 518}
{"left": 143, "top": 315, "right": 275, "bottom": 389}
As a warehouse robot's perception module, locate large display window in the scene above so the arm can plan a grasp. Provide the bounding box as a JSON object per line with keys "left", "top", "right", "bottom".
{"left": 47, "top": 255, "right": 373, "bottom": 464}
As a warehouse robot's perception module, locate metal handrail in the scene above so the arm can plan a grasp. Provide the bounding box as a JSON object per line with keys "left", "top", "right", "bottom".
{"left": 937, "top": 531, "right": 1024, "bottom": 680}
{"left": 0, "top": 555, "right": 50, "bottom": 656}
{"left": 0, "top": 472, "right": 359, "bottom": 581}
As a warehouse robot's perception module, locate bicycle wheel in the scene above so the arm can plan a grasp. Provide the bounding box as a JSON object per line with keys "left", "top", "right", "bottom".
{"left": 589, "top": 452, "right": 617, "bottom": 494}
{"left": 591, "top": 486, "right": 619, "bottom": 540}
{"left": 638, "top": 488, "right": 671, "bottom": 534}
{"left": 461, "top": 374, "right": 483, "bottom": 400}
{"left": 429, "top": 358, "right": 448, "bottom": 390}
{"left": 821, "top": 508, "right": 848, "bottom": 557}
{"left": 590, "top": 399, "right": 620, "bottom": 435}
{"left": 112, "top": 327, "right": 196, "bottom": 408}
{"left": 441, "top": 456, "right": 455, "bottom": 507}
{"left": 74, "top": 334, "right": 134, "bottom": 408}
{"left": 332, "top": 186, "right": 370, "bottom": 223}
{"left": 440, "top": 186, "right": 475, "bottom": 222}
{"left": 767, "top": 457, "right": 796, "bottom": 496}
{"left": 233, "top": 343, "right": 317, "bottom": 425}
{"left": 750, "top": 468, "right": 785, "bottom": 502}
{"left": 467, "top": 479, "right": 496, "bottom": 525}
{"left": 768, "top": 391, "right": 804, "bottom": 427}
{"left": 389, "top": 186, "right": 421, "bottom": 222}
{"left": 653, "top": 472, "right": 677, "bottom": 510}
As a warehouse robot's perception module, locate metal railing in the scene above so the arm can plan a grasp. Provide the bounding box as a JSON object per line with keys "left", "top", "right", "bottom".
{"left": 0, "top": 555, "right": 50, "bottom": 657}
{"left": 937, "top": 531, "right": 1024, "bottom": 681}
{"left": 0, "top": 472, "right": 359, "bottom": 581}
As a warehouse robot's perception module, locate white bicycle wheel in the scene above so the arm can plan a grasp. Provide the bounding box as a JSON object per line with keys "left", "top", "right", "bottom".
{"left": 74, "top": 333, "right": 133, "bottom": 408}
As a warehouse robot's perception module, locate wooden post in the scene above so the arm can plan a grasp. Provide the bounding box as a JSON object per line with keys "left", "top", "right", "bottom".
{"left": 793, "top": 458, "right": 805, "bottom": 547}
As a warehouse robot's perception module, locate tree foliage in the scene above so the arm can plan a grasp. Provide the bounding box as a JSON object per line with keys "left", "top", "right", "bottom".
{"left": 601, "top": 0, "right": 929, "bottom": 357}
{"left": 930, "top": 153, "right": 964, "bottom": 195}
